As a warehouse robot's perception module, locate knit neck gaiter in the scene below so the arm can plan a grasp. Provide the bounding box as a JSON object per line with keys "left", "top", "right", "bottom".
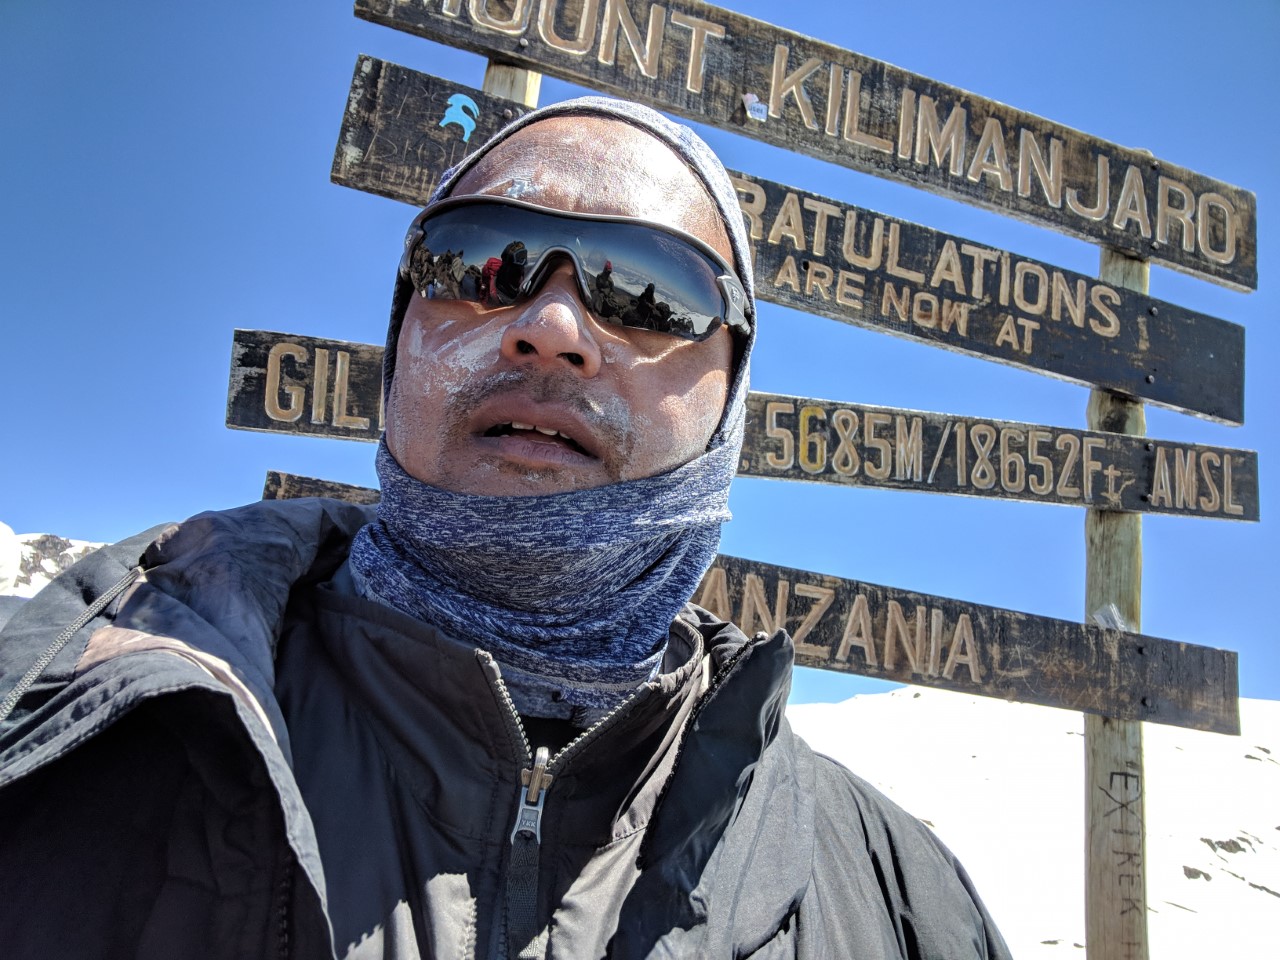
{"left": 347, "top": 430, "right": 738, "bottom": 721}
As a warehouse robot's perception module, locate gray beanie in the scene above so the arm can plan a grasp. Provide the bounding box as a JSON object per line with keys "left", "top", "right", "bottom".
{"left": 382, "top": 95, "right": 757, "bottom": 429}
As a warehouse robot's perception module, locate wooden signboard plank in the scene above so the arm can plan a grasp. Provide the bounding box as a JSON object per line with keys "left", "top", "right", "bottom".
{"left": 352, "top": 0, "right": 1258, "bottom": 291}
{"left": 263, "top": 470, "right": 381, "bottom": 504}
{"left": 742, "top": 392, "right": 1258, "bottom": 522}
{"left": 227, "top": 328, "right": 385, "bottom": 442}
{"left": 257, "top": 468, "right": 1240, "bottom": 735}
{"left": 699, "top": 555, "right": 1238, "bottom": 734}
{"left": 227, "top": 330, "right": 1261, "bottom": 521}
{"left": 334, "top": 55, "right": 531, "bottom": 206}
{"left": 332, "top": 61, "right": 1246, "bottom": 423}
{"left": 736, "top": 173, "right": 1245, "bottom": 425}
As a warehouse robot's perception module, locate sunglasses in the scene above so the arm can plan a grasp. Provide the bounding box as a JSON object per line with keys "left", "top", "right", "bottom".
{"left": 397, "top": 197, "right": 750, "bottom": 343}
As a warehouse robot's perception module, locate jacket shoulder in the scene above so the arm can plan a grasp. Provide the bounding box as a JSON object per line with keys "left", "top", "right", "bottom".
{"left": 0, "top": 523, "right": 169, "bottom": 706}
{"left": 791, "top": 735, "right": 1013, "bottom": 959}
{"left": 0, "top": 496, "right": 375, "bottom": 741}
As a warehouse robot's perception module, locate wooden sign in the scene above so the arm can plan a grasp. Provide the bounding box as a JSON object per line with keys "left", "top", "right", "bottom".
{"left": 332, "top": 61, "right": 1247, "bottom": 423}
{"left": 264, "top": 470, "right": 381, "bottom": 504}
{"left": 227, "top": 328, "right": 385, "bottom": 441}
{"left": 334, "top": 55, "right": 530, "bottom": 205}
{"left": 736, "top": 174, "right": 1245, "bottom": 424}
{"left": 258, "top": 468, "right": 1239, "bottom": 735}
{"left": 699, "top": 555, "right": 1238, "bottom": 734}
{"left": 743, "top": 392, "right": 1258, "bottom": 522}
{"left": 228, "top": 330, "right": 1260, "bottom": 521}
{"left": 353, "top": 0, "right": 1258, "bottom": 291}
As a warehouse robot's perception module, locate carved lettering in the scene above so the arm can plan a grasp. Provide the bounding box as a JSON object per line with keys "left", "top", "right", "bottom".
{"left": 836, "top": 593, "right": 876, "bottom": 666}
{"left": 773, "top": 255, "right": 802, "bottom": 293}
{"left": 942, "top": 614, "right": 981, "bottom": 682}
{"left": 966, "top": 117, "right": 1013, "bottom": 191}
{"left": 842, "top": 70, "right": 893, "bottom": 153}
{"left": 1197, "top": 451, "right": 1222, "bottom": 513}
{"left": 1156, "top": 176, "right": 1196, "bottom": 253}
{"left": 537, "top": 0, "right": 599, "bottom": 54}
{"left": 792, "top": 583, "right": 836, "bottom": 654}
{"left": 1197, "top": 192, "right": 1238, "bottom": 266}
{"left": 929, "top": 240, "right": 967, "bottom": 296}
{"left": 732, "top": 176, "right": 766, "bottom": 240}
{"left": 885, "top": 222, "right": 925, "bottom": 282}
{"left": 740, "top": 573, "right": 788, "bottom": 636}
{"left": 332, "top": 351, "right": 371, "bottom": 430}
{"left": 767, "top": 191, "right": 807, "bottom": 249}
{"left": 884, "top": 600, "right": 926, "bottom": 674}
{"left": 1017, "top": 129, "right": 1064, "bottom": 207}
{"left": 311, "top": 347, "right": 330, "bottom": 425}
{"left": 841, "top": 212, "right": 883, "bottom": 269}
{"left": 914, "top": 94, "right": 966, "bottom": 176}
{"left": 769, "top": 44, "right": 822, "bottom": 129}
{"left": 803, "top": 197, "right": 842, "bottom": 257}
{"left": 468, "top": 0, "right": 530, "bottom": 35}
{"left": 598, "top": 0, "right": 665, "bottom": 77}
{"left": 668, "top": 10, "right": 723, "bottom": 95}
{"left": 265, "top": 342, "right": 306, "bottom": 423}
{"left": 1174, "top": 448, "right": 1197, "bottom": 510}
{"left": 1065, "top": 154, "right": 1109, "bottom": 220}
{"left": 1150, "top": 447, "right": 1173, "bottom": 508}
{"left": 1112, "top": 164, "right": 1153, "bottom": 239}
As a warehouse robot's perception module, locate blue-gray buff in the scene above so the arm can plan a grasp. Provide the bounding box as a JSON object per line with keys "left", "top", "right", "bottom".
{"left": 348, "top": 434, "right": 738, "bottom": 721}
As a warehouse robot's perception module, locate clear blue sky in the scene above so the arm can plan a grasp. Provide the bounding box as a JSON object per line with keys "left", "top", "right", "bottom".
{"left": 2, "top": 1, "right": 1275, "bottom": 706}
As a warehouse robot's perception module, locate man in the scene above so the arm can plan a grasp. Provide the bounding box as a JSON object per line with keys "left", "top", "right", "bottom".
{"left": 0, "top": 98, "right": 1010, "bottom": 959}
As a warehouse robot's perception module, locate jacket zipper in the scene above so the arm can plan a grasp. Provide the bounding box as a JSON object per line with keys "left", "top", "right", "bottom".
{"left": 510, "top": 745, "right": 553, "bottom": 845}
{"left": 275, "top": 849, "right": 293, "bottom": 960}
{"left": 483, "top": 654, "right": 641, "bottom": 959}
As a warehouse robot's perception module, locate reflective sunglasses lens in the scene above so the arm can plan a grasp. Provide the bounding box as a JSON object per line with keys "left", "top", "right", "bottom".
{"left": 405, "top": 202, "right": 732, "bottom": 341}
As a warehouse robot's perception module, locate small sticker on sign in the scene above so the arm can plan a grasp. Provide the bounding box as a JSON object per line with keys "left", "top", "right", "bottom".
{"left": 439, "top": 94, "right": 479, "bottom": 142}
{"left": 742, "top": 94, "right": 767, "bottom": 122}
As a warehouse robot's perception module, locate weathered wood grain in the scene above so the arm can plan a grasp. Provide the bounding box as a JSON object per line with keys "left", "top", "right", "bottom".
{"left": 1083, "top": 248, "right": 1153, "bottom": 960}
{"left": 1086, "top": 714, "right": 1148, "bottom": 958}
{"left": 331, "top": 62, "right": 1247, "bottom": 422}
{"left": 352, "top": 0, "right": 1258, "bottom": 291}
{"left": 257, "top": 464, "right": 1243, "bottom": 736}
{"left": 482, "top": 60, "right": 542, "bottom": 107}
{"left": 742, "top": 393, "right": 1257, "bottom": 521}
{"left": 227, "top": 329, "right": 385, "bottom": 442}
{"left": 736, "top": 174, "right": 1246, "bottom": 424}
{"left": 227, "top": 330, "right": 1260, "bottom": 521}
{"left": 263, "top": 470, "right": 382, "bottom": 504}
{"left": 333, "top": 56, "right": 532, "bottom": 206}
{"left": 699, "top": 554, "right": 1237, "bottom": 733}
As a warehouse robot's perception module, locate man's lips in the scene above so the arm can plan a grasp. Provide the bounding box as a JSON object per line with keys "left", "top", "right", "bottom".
{"left": 469, "top": 397, "right": 607, "bottom": 464}
{"left": 481, "top": 421, "right": 593, "bottom": 457}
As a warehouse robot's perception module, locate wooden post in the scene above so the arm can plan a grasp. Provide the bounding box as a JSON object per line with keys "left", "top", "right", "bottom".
{"left": 482, "top": 61, "right": 540, "bottom": 107}
{"left": 1085, "top": 247, "right": 1149, "bottom": 960}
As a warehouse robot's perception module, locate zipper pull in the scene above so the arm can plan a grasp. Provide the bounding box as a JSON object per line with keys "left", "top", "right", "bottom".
{"left": 511, "top": 746, "right": 554, "bottom": 844}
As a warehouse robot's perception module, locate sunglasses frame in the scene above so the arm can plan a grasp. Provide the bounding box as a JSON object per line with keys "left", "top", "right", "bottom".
{"left": 397, "top": 196, "right": 751, "bottom": 343}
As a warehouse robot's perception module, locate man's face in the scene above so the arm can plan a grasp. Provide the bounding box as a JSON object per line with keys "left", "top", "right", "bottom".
{"left": 386, "top": 117, "right": 736, "bottom": 496}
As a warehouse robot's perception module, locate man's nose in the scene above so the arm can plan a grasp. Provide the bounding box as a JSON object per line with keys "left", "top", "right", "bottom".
{"left": 499, "top": 265, "right": 603, "bottom": 376}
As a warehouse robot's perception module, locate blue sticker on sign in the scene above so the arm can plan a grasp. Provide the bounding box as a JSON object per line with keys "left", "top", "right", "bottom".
{"left": 440, "top": 94, "right": 479, "bottom": 142}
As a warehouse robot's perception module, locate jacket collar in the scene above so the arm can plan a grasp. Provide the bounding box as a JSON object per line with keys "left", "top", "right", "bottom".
{"left": 292, "top": 580, "right": 714, "bottom": 847}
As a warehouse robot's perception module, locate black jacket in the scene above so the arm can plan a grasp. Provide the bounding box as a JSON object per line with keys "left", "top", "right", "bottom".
{"left": 0, "top": 499, "right": 1010, "bottom": 959}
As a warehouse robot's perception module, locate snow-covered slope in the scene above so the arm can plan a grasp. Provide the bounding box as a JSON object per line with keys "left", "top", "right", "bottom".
{"left": 3, "top": 523, "right": 1275, "bottom": 956}
{"left": 0, "top": 521, "right": 101, "bottom": 598}
{"left": 789, "top": 688, "right": 1278, "bottom": 958}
